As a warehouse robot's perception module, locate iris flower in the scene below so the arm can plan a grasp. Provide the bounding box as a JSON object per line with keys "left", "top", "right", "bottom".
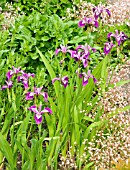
{"left": 93, "top": 6, "right": 111, "bottom": 20}
{"left": 55, "top": 45, "right": 68, "bottom": 55}
{"left": 78, "top": 17, "right": 99, "bottom": 28}
{"left": 104, "top": 41, "right": 114, "bottom": 55}
{"left": 69, "top": 44, "right": 96, "bottom": 68}
{"left": 79, "top": 70, "right": 97, "bottom": 86}
{"left": 52, "top": 76, "right": 69, "bottom": 88}
{"left": 6, "top": 66, "right": 21, "bottom": 80}
{"left": 17, "top": 73, "right": 35, "bottom": 89}
{"left": 29, "top": 105, "right": 52, "bottom": 124}
{"left": 26, "top": 86, "right": 48, "bottom": 102}
{"left": 107, "top": 30, "right": 128, "bottom": 46}
{"left": 2, "top": 80, "right": 13, "bottom": 90}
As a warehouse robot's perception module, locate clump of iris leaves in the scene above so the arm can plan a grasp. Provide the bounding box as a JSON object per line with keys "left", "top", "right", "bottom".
{"left": 0, "top": 0, "right": 130, "bottom": 169}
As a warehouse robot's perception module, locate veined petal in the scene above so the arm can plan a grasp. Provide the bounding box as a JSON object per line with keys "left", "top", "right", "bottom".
{"left": 55, "top": 48, "right": 61, "bottom": 55}
{"left": 92, "top": 48, "right": 96, "bottom": 53}
{"left": 2, "top": 85, "right": 8, "bottom": 90}
{"left": 104, "top": 42, "right": 114, "bottom": 55}
{"left": 93, "top": 77, "right": 97, "bottom": 84}
{"left": 34, "top": 86, "right": 43, "bottom": 95}
{"left": 73, "top": 52, "right": 81, "bottom": 61}
{"left": 68, "top": 50, "right": 77, "bottom": 58}
{"left": 61, "top": 76, "right": 69, "bottom": 88}
{"left": 38, "top": 104, "right": 42, "bottom": 112}
{"left": 23, "top": 80, "right": 29, "bottom": 89}
{"left": 60, "top": 45, "right": 67, "bottom": 54}
{"left": 82, "top": 77, "right": 88, "bottom": 86}
{"left": 85, "top": 17, "right": 93, "bottom": 24}
{"left": 87, "top": 70, "right": 93, "bottom": 78}
{"left": 79, "top": 73, "right": 83, "bottom": 78}
{"left": 3, "top": 80, "right": 13, "bottom": 89}
{"left": 106, "top": 9, "right": 111, "bottom": 17}
{"left": 6, "top": 70, "right": 14, "bottom": 80}
{"left": 23, "top": 73, "right": 35, "bottom": 79}
{"left": 82, "top": 58, "right": 88, "bottom": 68}
{"left": 41, "top": 107, "right": 52, "bottom": 114}
{"left": 29, "top": 105, "right": 39, "bottom": 114}
{"left": 93, "top": 20, "right": 99, "bottom": 28}
{"left": 12, "top": 66, "right": 21, "bottom": 74}
{"left": 52, "top": 77, "right": 60, "bottom": 84}
{"left": 26, "top": 92, "right": 34, "bottom": 100}
{"left": 17, "top": 76, "right": 22, "bottom": 82}
{"left": 76, "top": 45, "right": 84, "bottom": 51}
{"left": 78, "top": 20, "right": 86, "bottom": 27}
{"left": 121, "top": 32, "right": 128, "bottom": 41}
{"left": 34, "top": 114, "right": 42, "bottom": 124}
{"left": 41, "top": 92, "right": 48, "bottom": 102}
{"left": 107, "top": 32, "right": 113, "bottom": 39}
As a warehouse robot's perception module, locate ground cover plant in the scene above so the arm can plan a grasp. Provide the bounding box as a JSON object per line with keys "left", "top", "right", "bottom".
{"left": 0, "top": 0, "right": 130, "bottom": 169}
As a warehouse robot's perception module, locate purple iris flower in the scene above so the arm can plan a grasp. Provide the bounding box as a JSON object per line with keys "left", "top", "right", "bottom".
{"left": 17, "top": 75, "right": 28, "bottom": 89}
{"left": 93, "top": 6, "right": 103, "bottom": 20}
{"left": 6, "top": 66, "right": 22, "bottom": 80}
{"left": 93, "top": 6, "right": 111, "bottom": 20}
{"left": 78, "top": 17, "right": 99, "bottom": 28}
{"left": 2, "top": 80, "right": 13, "bottom": 90}
{"left": 55, "top": 45, "right": 68, "bottom": 55}
{"left": 29, "top": 105, "right": 52, "bottom": 124}
{"left": 17, "top": 73, "right": 35, "bottom": 89}
{"left": 104, "top": 41, "right": 114, "bottom": 55}
{"left": 76, "top": 44, "right": 92, "bottom": 55}
{"left": 34, "top": 87, "right": 48, "bottom": 102}
{"left": 79, "top": 70, "right": 97, "bottom": 86}
{"left": 25, "top": 87, "right": 48, "bottom": 102}
{"left": 52, "top": 76, "right": 69, "bottom": 88}
{"left": 69, "top": 49, "right": 88, "bottom": 68}
{"left": 107, "top": 30, "right": 128, "bottom": 46}
{"left": 69, "top": 50, "right": 81, "bottom": 61}
{"left": 22, "top": 73, "right": 35, "bottom": 79}
{"left": 68, "top": 44, "right": 96, "bottom": 68}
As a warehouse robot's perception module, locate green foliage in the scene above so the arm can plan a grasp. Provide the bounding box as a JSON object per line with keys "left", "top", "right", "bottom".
{"left": 5, "top": 0, "right": 74, "bottom": 17}
{"left": 0, "top": 1, "right": 130, "bottom": 169}
{"left": 0, "top": 12, "right": 85, "bottom": 75}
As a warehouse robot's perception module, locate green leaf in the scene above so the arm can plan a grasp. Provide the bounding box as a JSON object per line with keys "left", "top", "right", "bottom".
{"left": 82, "top": 116, "right": 94, "bottom": 122}
{"left": 109, "top": 80, "right": 130, "bottom": 88}
{"left": 36, "top": 47, "right": 59, "bottom": 97}
{"left": 0, "top": 133, "right": 15, "bottom": 169}
{"left": 44, "top": 136, "right": 60, "bottom": 141}
{"left": 84, "top": 121, "right": 106, "bottom": 139}
{"left": 83, "top": 162, "right": 94, "bottom": 169}
{"left": 108, "top": 105, "right": 130, "bottom": 118}
{"left": 68, "top": 36, "right": 87, "bottom": 44}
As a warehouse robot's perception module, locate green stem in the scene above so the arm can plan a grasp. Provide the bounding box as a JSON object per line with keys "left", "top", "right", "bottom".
{"left": 38, "top": 124, "right": 41, "bottom": 139}
{"left": 7, "top": 88, "right": 11, "bottom": 103}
